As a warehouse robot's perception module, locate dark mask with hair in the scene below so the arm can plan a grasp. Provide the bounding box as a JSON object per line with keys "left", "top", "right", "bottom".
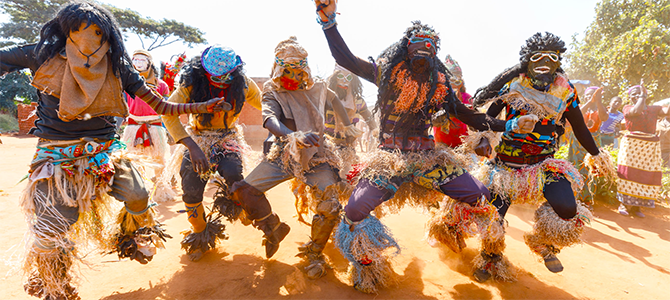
{"left": 409, "top": 55, "right": 433, "bottom": 75}
{"left": 527, "top": 52, "right": 560, "bottom": 88}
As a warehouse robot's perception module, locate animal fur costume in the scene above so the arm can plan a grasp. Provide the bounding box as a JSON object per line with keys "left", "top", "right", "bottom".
{"left": 439, "top": 32, "right": 617, "bottom": 282}
{"left": 231, "top": 36, "right": 359, "bottom": 280}
{"left": 121, "top": 49, "right": 175, "bottom": 203}
{"left": 162, "top": 46, "right": 261, "bottom": 262}
{"left": 0, "top": 2, "right": 220, "bottom": 299}
{"left": 317, "top": 3, "right": 522, "bottom": 291}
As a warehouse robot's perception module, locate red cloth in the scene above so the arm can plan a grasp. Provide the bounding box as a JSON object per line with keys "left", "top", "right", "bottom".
{"left": 623, "top": 105, "right": 662, "bottom": 134}
{"left": 127, "top": 118, "right": 162, "bottom": 147}
{"left": 434, "top": 92, "right": 471, "bottom": 147}
{"left": 126, "top": 79, "right": 169, "bottom": 117}
{"left": 584, "top": 110, "right": 601, "bottom": 133}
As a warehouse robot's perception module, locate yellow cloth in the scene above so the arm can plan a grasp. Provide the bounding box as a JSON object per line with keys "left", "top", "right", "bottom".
{"left": 162, "top": 75, "right": 261, "bottom": 142}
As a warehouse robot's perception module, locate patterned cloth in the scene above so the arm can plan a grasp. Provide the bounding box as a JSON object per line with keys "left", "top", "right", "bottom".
{"left": 32, "top": 139, "right": 123, "bottom": 188}
{"left": 201, "top": 46, "right": 242, "bottom": 76}
{"left": 495, "top": 74, "right": 577, "bottom": 158}
{"left": 616, "top": 132, "right": 661, "bottom": 207}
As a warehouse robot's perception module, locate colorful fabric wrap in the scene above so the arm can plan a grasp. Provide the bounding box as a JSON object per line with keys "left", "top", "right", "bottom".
{"left": 274, "top": 56, "right": 308, "bottom": 69}
{"left": 30, "top": 139, "right": 124, "bottom": 188}
{"left": 352, "top": 146, "right": 469, "bottom": 191}
{"left": 201, "top": 45, "right": 242, "bottom": 76}
{"left": 346, "top": 146, "right": 470, "bottom": 216}
{"left": 616, "top": 132, "right": 661, "bottom": 207}
{"left": 471, "top": 157, "right": 583, "bottom": 205}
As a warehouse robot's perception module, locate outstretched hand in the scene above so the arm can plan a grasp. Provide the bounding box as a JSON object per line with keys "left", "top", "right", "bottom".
{"left": 515, "top": 114, "right": 539, "bottom": 134}
{"left": 315, "top": 0, "right": 338, "bottom": 22}
{"left": 475, "top": 138, "right": 492, "bottom": 157}
{"left": 205, "top": 97, "right": 232, "bottom": 113}
{"left": 298, "top": 132, "right": 321, "bottom": 147}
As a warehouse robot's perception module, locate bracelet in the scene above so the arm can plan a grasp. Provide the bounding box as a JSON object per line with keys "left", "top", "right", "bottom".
{"left": 505, "top": 118, "right": 520, "bottom": 133}
{"left": 316, "top": 12, "right": 337, "bottom": 30}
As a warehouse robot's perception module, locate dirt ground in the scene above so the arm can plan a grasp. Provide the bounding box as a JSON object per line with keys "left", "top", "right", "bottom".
{"left": 1, "top": 135, "right": 669, "bottom": 300}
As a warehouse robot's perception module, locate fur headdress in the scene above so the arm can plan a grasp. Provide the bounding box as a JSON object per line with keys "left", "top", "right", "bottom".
{"left": 269, "top": 36, "right": 314, "bottom": 90}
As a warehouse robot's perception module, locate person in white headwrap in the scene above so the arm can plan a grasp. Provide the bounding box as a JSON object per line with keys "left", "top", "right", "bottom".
{"left": 121, "top": 49, "right": 175, "bottom": 202}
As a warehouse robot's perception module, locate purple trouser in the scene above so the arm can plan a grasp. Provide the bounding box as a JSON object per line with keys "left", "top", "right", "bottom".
{"left": 344, "top": 173, "right": 491, "bottom": 222}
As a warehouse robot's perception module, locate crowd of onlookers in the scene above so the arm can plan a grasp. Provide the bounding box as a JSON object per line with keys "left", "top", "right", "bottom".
{"left": 565, "top": 84, "right": 669, "bottom": 218}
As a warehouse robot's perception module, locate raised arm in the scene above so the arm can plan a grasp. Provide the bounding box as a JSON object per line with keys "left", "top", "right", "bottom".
{"left": 322, "top": 27, "right": 377, "bottom": 84}
{"left": 0, "top": 44, "right": 39, "bottom": 75}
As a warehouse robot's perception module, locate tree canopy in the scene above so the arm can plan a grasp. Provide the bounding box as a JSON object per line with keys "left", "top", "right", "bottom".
{"left": 566, "top": 0, "right": 670, "bottom": 103}
{"left": 0, "top": 0, "right": 206, "bottom": 50}
{"left": 0, "top": 70, "right": 39, "bottom": 115}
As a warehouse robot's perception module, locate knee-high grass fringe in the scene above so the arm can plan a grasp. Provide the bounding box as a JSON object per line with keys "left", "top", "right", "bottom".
{"left": 188, "top": 125, "right": 261, "bottom": 180}
{"left": 426, "top": 198, "right": 501, "bottom": 253}
{"left": 181, "top": 213, "right": 228, "bottom": 255}
{"left": 472, "top": 158, "right": 583, "bottom": 205}
{"left": 266, "top": 131, "right": 342, "bottom": 183}
{"left": 334, "top": 215, "right": 400, "bottom": 293}
{"left": 524, "top": 201, "right": 592, "bottom": 258}
{"left": 584, "top": 150, "right": 618, "bottom": 195}
{"left": 18, "top": 155, "right": 135, "bottom": 289}
{"left": 290, "top": 179, "right": 351, "bottom": 225}
{"left": 109, "top": 205, "right": 170, "bottom": 263}
{"left": 23, "top": 245, "right": 79, "bottom": 299}
{"left": 211, "top": 177, "right": 244, "bottom": 222}
{"left": 472, "top": 251, "right": 517, "bottom": 282}
{"left": 110, "top": 223, "right": 171, "bottom": 264}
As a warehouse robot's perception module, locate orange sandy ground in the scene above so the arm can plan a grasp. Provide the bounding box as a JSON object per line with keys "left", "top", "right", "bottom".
{"left": 1, "top": 136, "right": 669, "bottom": 300}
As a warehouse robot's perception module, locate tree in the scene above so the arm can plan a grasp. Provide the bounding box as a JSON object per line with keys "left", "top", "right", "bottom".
{"left": 105, "top": 5, "right": 206, "bottom": 51}
{"left": 566, "top": 0, "right": 670, "bottom": 102}
{"left": 0, "top": 0, "right": 206, "bottom": 50}
{"left": 0, "top": 70, "right": 38, "bottom": 116}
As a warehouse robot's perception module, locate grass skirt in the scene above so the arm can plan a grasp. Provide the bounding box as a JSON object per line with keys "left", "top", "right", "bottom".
{"left": 471, "top": 158, "right": 583, "bottom": 205}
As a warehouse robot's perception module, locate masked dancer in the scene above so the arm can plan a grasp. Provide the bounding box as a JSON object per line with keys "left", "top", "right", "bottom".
{"left": 162, "top": 45, "right": 262, "bottom": 261}
{"left": 314, "top": 1, "right": 537, "bottom": 293}
{"left": 460, "top": 32, "right": 615, "bottom": 282}
{"left": 230, "top": 37, "right": 360, "bottom": 279}
{"left": 0, "top": 2, "right": 224, "bottom": 299}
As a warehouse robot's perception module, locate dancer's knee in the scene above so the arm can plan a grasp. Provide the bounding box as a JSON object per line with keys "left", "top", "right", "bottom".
{"left": 344, "top": 202, "right": 370, "bottom": 223}
{"left": 552, "top": 202, "right": 577, "bottom": 219}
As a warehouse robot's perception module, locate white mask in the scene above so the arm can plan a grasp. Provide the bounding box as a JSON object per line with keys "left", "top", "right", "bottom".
{"left": 132, "top": 55, "right": 150, "bottom": 72}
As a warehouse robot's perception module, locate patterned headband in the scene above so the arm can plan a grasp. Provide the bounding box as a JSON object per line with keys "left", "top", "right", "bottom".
{"left": 275, "top": 57, "right": 308, "bottom": 69}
